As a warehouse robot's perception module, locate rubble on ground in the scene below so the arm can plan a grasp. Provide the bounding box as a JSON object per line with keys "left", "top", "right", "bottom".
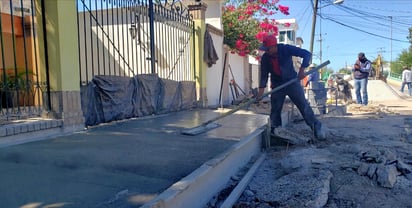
{"left": 356, "top": 148, "right": 412, "bottom": 188}
{"left": 232, "top": 101, "right": 412, "bottom": 208}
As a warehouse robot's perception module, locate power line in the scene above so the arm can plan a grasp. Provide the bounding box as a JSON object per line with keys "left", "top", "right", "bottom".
{"left": 322, "top": 13, "right": 412, "bottom": 26}
{"left": 344, "top": 2, "right": 412, "bottom": 15}
{"left": 317, "top": 2, "right": 411, "bottom": 44}
{"left": 294, "top": 2, "right": 312, "bottom": 38}
{"left": 322, "top": 17, "right": 409, "bottom": 43}
{"left": 321, "top": 13, "right": 409, "bottom": 40}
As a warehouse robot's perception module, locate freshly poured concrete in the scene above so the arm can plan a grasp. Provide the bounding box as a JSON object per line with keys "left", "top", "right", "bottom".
{"left": 0, "top": 109, "right": 268, "bottom": 208}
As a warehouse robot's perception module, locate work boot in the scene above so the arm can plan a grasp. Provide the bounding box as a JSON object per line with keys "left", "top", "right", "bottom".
{"left": 270, "top": 127, "right": 279, "bottom": 137}
{"left": 314, "top": 122, "right": 326, "bottom": 140}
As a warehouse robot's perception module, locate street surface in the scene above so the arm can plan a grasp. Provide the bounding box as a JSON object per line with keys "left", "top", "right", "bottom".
{"left": 231, "top": 80, "right": 412, "bottom": 208}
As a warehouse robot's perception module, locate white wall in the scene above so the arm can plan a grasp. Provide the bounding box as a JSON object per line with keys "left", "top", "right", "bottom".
{"left": 204, "top": 0, "right": 228, "bottom": 107}
{"left": 206, "top": 51, "right": 248, "bottom": 107}
{"left": 227, "top": 53, "right": 247, "bottom": 101}
{"left": 78, "top": 11, "right": 194, "bottom": 82}
{"left": 205, "top": 30, "right": 225, "bottom": 107}
{"left": 203, "top": 0, "right": 251, "bottom": 107}
{"left": 205, "top": 1, "right": 223, "bottom": 30}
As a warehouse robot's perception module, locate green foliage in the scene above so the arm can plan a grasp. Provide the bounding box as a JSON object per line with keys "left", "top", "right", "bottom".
{"left": 390, "top": 27, "right": 412, "bottom": 75}
{"left": 222, "top": 8, "right": 260, "bottom": 56}
{"left": 321, "top": 68, "right": 334, "bottom": 81}
{"left": 392, "top": 49, "right": 412, "bottom": 74}
{"left": 0, "top": 69, "right": 33, "bottom": 90}
{"left": 338, "top": 68, "right": 352, "bottom": 75}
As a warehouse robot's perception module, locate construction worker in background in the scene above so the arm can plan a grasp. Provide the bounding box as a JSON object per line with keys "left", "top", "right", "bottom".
{"left": 305, "top": 64, "right": 319, "bottom": 88}
{"left": 400, "top": 66, "right": 412, "bottom": 96}
{"left": 256, "top": 34, "right": 326, "bottom": 140}
{"left": 352, "top": 52, "right": 371, "bottom": 105}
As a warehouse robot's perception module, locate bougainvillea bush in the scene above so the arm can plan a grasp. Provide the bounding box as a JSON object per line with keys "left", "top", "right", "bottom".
{"left": 222, "top": 0, "right": 290, "bottom": 57}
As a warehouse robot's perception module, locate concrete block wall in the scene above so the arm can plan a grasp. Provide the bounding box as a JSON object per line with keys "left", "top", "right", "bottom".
{"left": 49, "top": 91, "right": 85, "bottom": 132}
{"left": 307, "top": 81, "right": 327, "bottom": 115}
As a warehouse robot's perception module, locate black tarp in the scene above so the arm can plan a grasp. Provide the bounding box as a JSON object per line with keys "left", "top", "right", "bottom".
{"left": 81, "top": 74, "right": 197, "bottom": 126}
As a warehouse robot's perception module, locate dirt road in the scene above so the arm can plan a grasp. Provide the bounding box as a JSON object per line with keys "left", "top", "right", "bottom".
{"left": 234, "top": 80, "right": 412, "bottom": 208}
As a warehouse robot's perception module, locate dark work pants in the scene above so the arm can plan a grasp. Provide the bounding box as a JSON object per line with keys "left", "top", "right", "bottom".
{"left": 270, "top": 80, "right": 320, "bottom": 130}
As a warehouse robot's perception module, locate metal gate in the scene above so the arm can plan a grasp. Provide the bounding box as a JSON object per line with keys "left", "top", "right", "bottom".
{"left": 77, "top": 0, "right": 195, "bottom": 85}
{"left": 0, "top": 0, "right": 48, "bottom": 123}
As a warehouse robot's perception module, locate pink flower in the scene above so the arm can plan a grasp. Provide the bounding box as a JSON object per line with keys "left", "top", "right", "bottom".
{"left": 284, "top": 22, "right": 291, "bottom": 27}
{"left": 259, "top": 22, "right": 270, "bottom": 30}
{"left": 222, "top": 0, "right": 287, "bottom": 57}
{"left": 239, "top": 51, "right": 246, "bottom": 56}
{"left": 245, "top": 7, "right": 254, "bottom": 15}
{"left": 226, "top": 5, "right": 236, "bottom": 12}
{"left": 235, "top": 39, "right": 243, "bottom": 48}
{"left": 255, "top": 31, "right": 268, "bottom": 41}
{"left": 272, "top": 26, "right": 279, "bottom": 35}
{"left": 278, "top": 5, "right": 289, "bottom": 15}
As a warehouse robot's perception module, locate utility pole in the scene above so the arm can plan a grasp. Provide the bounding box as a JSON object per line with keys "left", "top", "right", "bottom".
{"left": 309, "top": 0, "right": 319, "bottom": 62}
{"left": 390, "top": 16, "right": 393, "bottom": 72}
{"left": 319, "top": 5, "right": 323, "bottom": 66}
{"left": 309, "top": 0, "right": 344, "bottom": 64}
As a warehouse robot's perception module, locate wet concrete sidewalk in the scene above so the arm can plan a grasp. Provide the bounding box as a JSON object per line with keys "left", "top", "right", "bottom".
{"left": 0, "top": 109, "right": 268, "bottom": 208}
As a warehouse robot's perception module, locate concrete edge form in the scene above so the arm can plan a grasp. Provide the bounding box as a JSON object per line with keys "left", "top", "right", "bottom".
{"left": 141, "top": 126, "right": 267, "bottom": 208}
{"left": 219, "top": 152, "right": 266, "bottom": 208}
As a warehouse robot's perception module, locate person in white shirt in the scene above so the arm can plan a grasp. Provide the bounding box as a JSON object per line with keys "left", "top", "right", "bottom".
{"left": 400, "top": 66, "right": 412, "bottom": 96}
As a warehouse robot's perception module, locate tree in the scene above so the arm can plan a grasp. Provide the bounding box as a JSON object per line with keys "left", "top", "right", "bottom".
{"left": 407, "top": 27, "right": 412, "bottom": 52}
{"left": 321, "top": 68, "right": 334, "bottom": 81}
{"left": 222, "top": 0, "right": 290, "bottom": 57}
{"left": 391, "top": 27, "right": 412, "bottom": 76}
{"left": 390, "top": 50, "right": 412, "bottom": 76}
{"left": 338, "top": 68, "right": 351, "bottom": 75}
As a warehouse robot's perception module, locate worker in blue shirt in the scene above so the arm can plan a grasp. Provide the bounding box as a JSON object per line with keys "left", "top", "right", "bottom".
{"left": 256, "top": 34, "right": 325, "bottom": 140}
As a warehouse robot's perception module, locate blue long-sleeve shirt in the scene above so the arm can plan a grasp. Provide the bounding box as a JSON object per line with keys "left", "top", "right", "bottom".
{"left": 259, "top": 44, "right": 311, "bottom": 88}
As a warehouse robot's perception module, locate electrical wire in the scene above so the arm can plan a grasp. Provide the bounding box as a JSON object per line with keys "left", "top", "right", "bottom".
{"left": 321, "top": 16, "right": 408, "bottom": 43}
{"left": 317, "top": 1, "right": 411, "bottom": 44}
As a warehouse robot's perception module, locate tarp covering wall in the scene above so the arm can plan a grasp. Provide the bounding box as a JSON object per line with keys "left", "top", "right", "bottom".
{"left": 81, "top": 74, "right": 197, "bottom": 126}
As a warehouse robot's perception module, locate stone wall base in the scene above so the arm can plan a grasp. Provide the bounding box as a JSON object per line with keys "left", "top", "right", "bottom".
{"left": 44, "top": 91, "right": 85, "bottom": 132}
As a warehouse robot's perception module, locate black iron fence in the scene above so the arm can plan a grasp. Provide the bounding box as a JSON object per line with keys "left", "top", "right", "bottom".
{"left": 0, "top": 0, "right": 196, "bottom": 125}
{"left": 77, "top": 0, "right": 196, "bottom": 85}
{"left": 0, "top": 0, "right": 48, "bottom": 123}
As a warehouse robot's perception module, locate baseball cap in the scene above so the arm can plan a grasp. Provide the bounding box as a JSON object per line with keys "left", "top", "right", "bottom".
{"left": 258, "top": 34, "right": 278, "bottom": 51}
{"left": 358, "top": 52, "right": 365, "bottom": 58}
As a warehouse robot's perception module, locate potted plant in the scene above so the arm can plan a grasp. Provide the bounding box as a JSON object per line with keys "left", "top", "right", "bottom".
{"left": 0, "top": 68, "right": 35, "bottom": 108}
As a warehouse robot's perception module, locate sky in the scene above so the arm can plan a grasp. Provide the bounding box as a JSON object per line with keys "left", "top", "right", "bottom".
{"left": 272, "top": 0, "right": 412, "bottom": 71}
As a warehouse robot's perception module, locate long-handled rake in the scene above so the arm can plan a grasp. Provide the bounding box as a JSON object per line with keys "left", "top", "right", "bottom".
{"left": 181, "top": 60, "right": 330, "bottom": 136}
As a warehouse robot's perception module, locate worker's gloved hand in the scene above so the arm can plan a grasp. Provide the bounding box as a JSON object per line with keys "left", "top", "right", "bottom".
{"left": 245, "top": 94, "right": 257, "bottom": 104}
{"left": 254, "top": 96, "right": 263, "bottom": 103}
{"left": 254, "top": 88, "right": 265, "bottom": 103}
